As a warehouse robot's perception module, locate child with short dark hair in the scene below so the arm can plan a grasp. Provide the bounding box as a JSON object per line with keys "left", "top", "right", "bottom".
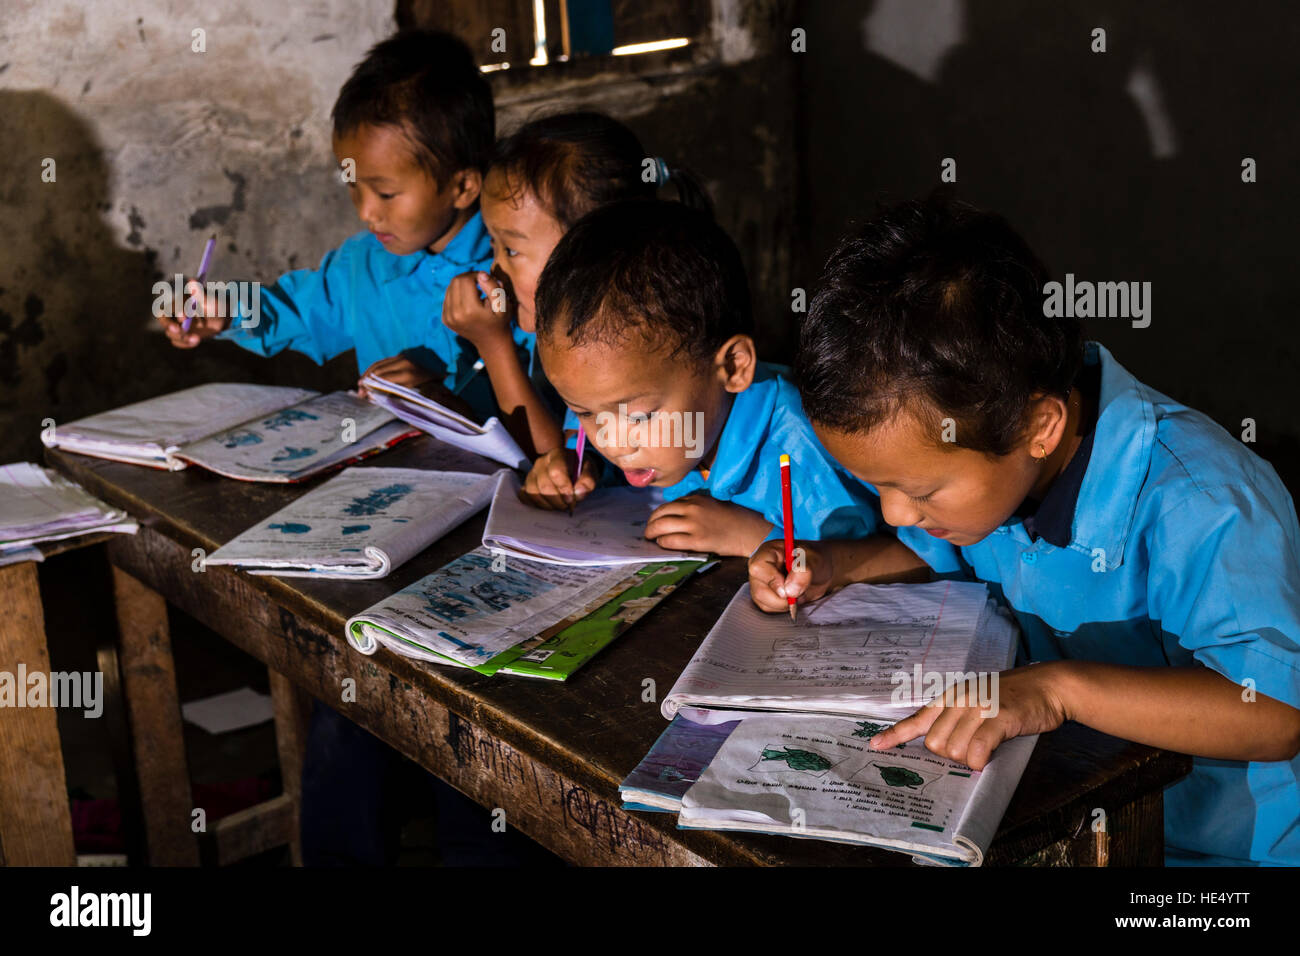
{"left": 158, "top": 30, "right": 507, "bottom": 423}
{"left": 749, "top": 194, "right": 1300, "bottom": 866}
{"left": 441, "top": 111, "right": 709, "bottom": 456}
{"left": 523, "top": 199, "right": 883, "bottom": 557}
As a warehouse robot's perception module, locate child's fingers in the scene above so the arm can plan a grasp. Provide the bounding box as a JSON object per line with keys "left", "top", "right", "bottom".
{"left": 644, "top": 511, "right": 692, "bottom": 542}
{"left": 747, "top": 541, "right": 795, "bottom": 612}
{"left": 475, "top": 270, "right": 501, "bottom": 297}
{"left": 650, "top": 532, "right": 698, "bottom": 552}
{"left": 870, "top": 704, "right": 941, "bottom": 751}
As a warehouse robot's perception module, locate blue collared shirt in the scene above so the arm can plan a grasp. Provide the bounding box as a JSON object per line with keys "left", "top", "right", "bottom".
{"left": 216, "top": 214, "right": 529, "bottom": 421}
{"left": 895, "top": 342, "right": 1300, "bottom": 866}
{"left": 567, "top": 362, "right": 883, "bottom": 542}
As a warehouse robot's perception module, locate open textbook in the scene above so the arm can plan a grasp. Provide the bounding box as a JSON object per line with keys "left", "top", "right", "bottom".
{"left": 0, "top": 463, "right": 138, "bottom": 563}
{"left": 482, "top": 470, "right": 706, "bottom": 566}
{"left": 347, "top": 547, "right": 705, "bottom": 677}
{"left": 205, "top": 467, "right": 501, "bottom": 578}
{"left": 677, "top": 712, "right": 1037, "bottom": 867}
{"left": 662, "top": 580, "right": 1017, "bottom": 721}
{"left": 360, "top": 373, "right": 529, "bottom": 470}
{"left": 347, "top": 547, "right": 642, "bottom": 668}
{"left": 42, "top": 383, "right": 417, "bottom": 481}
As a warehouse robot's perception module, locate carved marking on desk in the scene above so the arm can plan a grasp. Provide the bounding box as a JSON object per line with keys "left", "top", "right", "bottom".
{"left": 277, "top": 608, "right": 330, "bottom": 658}
{"left": 561, "top": 786, "right": 669, "bottom": 861}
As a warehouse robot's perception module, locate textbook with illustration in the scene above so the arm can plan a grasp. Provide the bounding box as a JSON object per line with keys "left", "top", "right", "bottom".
{"left": 361, "top": 373, "right": 529, "bottom": 470}
{"left": 346, "top": 548, "right": 702, "bottom": 678}
{"left": 677, "top": 711, "right": 1037, "bottom": 867}
{"left": 43, "top": 383, "right": 417, "bottom": 480}
{"left": 662, "top": 580, "right": 1017, "bottom": 721}
{"left": 482, "top": 470, "right": 707, "bottom": 566}
{"left": 205, "top": 467, "right": 502, "bottom": 578}
{"left": 170, "top": 390, "right": 417, "bottom": 482}
{"left": 0, "top": 462, "right": 138, "bottom": 565}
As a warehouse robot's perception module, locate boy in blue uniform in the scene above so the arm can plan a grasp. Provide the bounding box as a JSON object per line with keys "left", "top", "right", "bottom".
{"left": 748, "top": 195, "right": 1300, "bottom": 865}
{"left": 157, "top": 31, "right": 546, "bottom": 442}
{"left": 521, "top": 200, "right": 882, "bottom": 556}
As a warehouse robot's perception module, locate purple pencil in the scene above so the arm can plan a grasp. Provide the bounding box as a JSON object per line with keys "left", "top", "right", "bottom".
{"left": 181, "top": 235, "right": 216, "bottom": 333}
{"left": 569, "top": 426, "right": 586, "bottom": 516}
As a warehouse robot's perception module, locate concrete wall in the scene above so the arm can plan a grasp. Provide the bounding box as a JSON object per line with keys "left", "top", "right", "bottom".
{"left": 1, "top": 1, "right": 396, "bottom": 463}
{"left": 800, "top": 0, "right": 1300, "bottom": 490}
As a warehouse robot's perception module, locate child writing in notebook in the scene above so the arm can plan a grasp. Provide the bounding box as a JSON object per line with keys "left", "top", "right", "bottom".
{"left": 156, "top": 30, "right": 543, "bottom": 445}
{"left": 440, "top": 111, "right": 710, "bottom": 457}
{"left": 520, "top": 199, "right": 884, "bottom": 557}
{"left": 748, "top": 195, "right": 1300, "bottom": 866}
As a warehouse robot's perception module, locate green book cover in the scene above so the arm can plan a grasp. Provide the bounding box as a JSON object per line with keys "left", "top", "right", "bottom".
{"left": 496, "top": 560, "right": 708, "bottom": 680}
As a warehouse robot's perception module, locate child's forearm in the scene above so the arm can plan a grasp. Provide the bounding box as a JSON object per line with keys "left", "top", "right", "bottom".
{"left": 1052, "top": 660, "right": 1300, "bottom": 762}
{"left": 478, "top": 337, "right": 564, "bottom": 458}
{"left": 826, "top": 535, "right": 931, "bottom": 588}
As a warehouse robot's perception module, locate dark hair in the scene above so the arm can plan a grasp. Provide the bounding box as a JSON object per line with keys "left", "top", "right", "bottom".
{"left": 491, "top": 111, "right": 713, "bottom": 229}
{"left": 796, "top": 194, "right": 1084, "bottom": 456}
{"left": 535, "top": 199, "right": 751, "bottom": 363}
{"left": 332, "top": 30, "right": 494, "bottom": 185}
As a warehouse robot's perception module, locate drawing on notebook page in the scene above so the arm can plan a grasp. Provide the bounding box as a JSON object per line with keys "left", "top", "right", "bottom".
{"left": 752, "top": 745, "right": 839, "bottom": 775}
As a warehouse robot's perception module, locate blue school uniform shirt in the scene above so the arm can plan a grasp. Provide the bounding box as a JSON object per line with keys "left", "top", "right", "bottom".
{"left": 566, "top": 362, "right": 882, "bottom": 542}
{"left": 893, "top": 342, "right": 1300, "bottom": 866}
{"left": 215, "top": 213, "right": 530, "bottom": 421}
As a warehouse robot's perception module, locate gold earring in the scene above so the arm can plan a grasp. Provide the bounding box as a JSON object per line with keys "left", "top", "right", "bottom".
{"left": 1034, "top": 442, "right": 1047, "bottom": 461}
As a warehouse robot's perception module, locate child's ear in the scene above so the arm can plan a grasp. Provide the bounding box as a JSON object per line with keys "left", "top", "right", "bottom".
{"left": 715, "top": 335, "right": 758, "bottom": 393}
{"left": 450, "top": 168, "right": 483, "bottom": 209}
{"left": 1024, "top": 391, "right": 1071, "bottom": 457}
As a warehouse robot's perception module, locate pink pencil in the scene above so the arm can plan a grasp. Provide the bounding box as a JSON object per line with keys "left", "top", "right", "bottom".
{"left": 569, "top": 426, "right": 586, "bottom": 516}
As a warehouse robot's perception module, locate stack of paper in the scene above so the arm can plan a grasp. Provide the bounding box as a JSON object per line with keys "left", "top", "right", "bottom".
{"left": 0, "top": 463, "right": 137, "bottom": 564}
{"left": 361, "top": 373, "right": 529, "bottom": 470}
{"left": 41, "top": 383, "right": 317, "bottom": 468}
{"left": 619, "top": 707, "right": 747, "bottom": 812}
{"left": 482, "top": 471, "right": 705, "bottom": 566}
{"left": 205, "top": 467, "right": 503, "bottom": 578}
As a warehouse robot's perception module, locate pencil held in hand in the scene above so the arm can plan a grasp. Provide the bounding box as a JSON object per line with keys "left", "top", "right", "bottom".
{"left": 181, "top": 235, "right": 216, "bottom": 333}
{"left": 780, "top": 453, "right": 797, "bottom": 622}
{"left": 569, "top": 426, "right": 586, "bottom": 517}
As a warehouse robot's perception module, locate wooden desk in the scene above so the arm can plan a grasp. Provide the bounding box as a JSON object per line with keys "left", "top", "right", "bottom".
{"left": 46, "top": 438, "right": 1191, "bottom": 866}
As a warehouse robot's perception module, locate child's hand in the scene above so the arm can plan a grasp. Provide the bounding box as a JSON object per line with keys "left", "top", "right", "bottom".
{"left": 747, "top": 538, "right": 834, "bottom": 611}
{"left": 358, "top": 356, "right": 476, "bottom": 417}
{"left": 157, "top": 278, "right": 231, "bottom": 348}
{"left": 868, "top": 662, "right": 1071, "bottom": 771}
{"left": 442, "top": 271, "right": 513, "bottom": 352}
{"left": 520, "top": 446, "right": 599, "bottom": 510}
{"left": 644, "top": 494, "right": 772, "bottom": 557}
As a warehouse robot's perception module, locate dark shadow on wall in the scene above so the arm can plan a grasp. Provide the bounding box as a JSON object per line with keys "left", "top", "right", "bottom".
{"left": 797, "top": 0, "right": 1300, "bottom": 493}
{"left": 0, "top": 91, "right": 357, "bottom": 465}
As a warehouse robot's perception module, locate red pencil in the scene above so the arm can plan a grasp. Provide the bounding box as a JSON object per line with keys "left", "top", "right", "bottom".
{"left": 780, "top": 453, "right": 797, "bottom": 622}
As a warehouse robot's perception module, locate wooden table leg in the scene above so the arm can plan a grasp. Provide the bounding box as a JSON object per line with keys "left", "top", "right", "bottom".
{"left": 111, "top": 566, "right": 199, "bottom": 866}
{"left": 0, "top": 562, "right": 77, "bottom": 866}
{"left": 268, "top": 669, "right": 310, "bottom": 866}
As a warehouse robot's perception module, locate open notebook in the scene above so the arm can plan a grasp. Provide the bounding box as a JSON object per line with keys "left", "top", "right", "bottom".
{"left": 205, "top": 467, "right": 502, "bottom": 578}
{"left": 360, "top": 373, "right": 529, "bottom": 470}
{"left": 662, "top": 580, "right": 1017, "bottom": 721}
{"left": 481, "top": 470, "right": 706, "bottom": 566}
{"left": 43, "top": 384, "right": 416, "bottom": 482}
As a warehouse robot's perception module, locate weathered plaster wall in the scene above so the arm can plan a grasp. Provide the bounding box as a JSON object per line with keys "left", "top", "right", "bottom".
{"left": 1, "top": 1, "right": 395, "bottom": 463}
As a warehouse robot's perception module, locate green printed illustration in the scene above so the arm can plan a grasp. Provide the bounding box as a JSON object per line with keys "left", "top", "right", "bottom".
{"left": 877, "top": 765, "right": 926, "bottom": 789}
{"left": 759, "top": 747, "right": 832, "bottom": 772}
{"left": 851, "top": 720, "right": 906, "bottom": 749}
